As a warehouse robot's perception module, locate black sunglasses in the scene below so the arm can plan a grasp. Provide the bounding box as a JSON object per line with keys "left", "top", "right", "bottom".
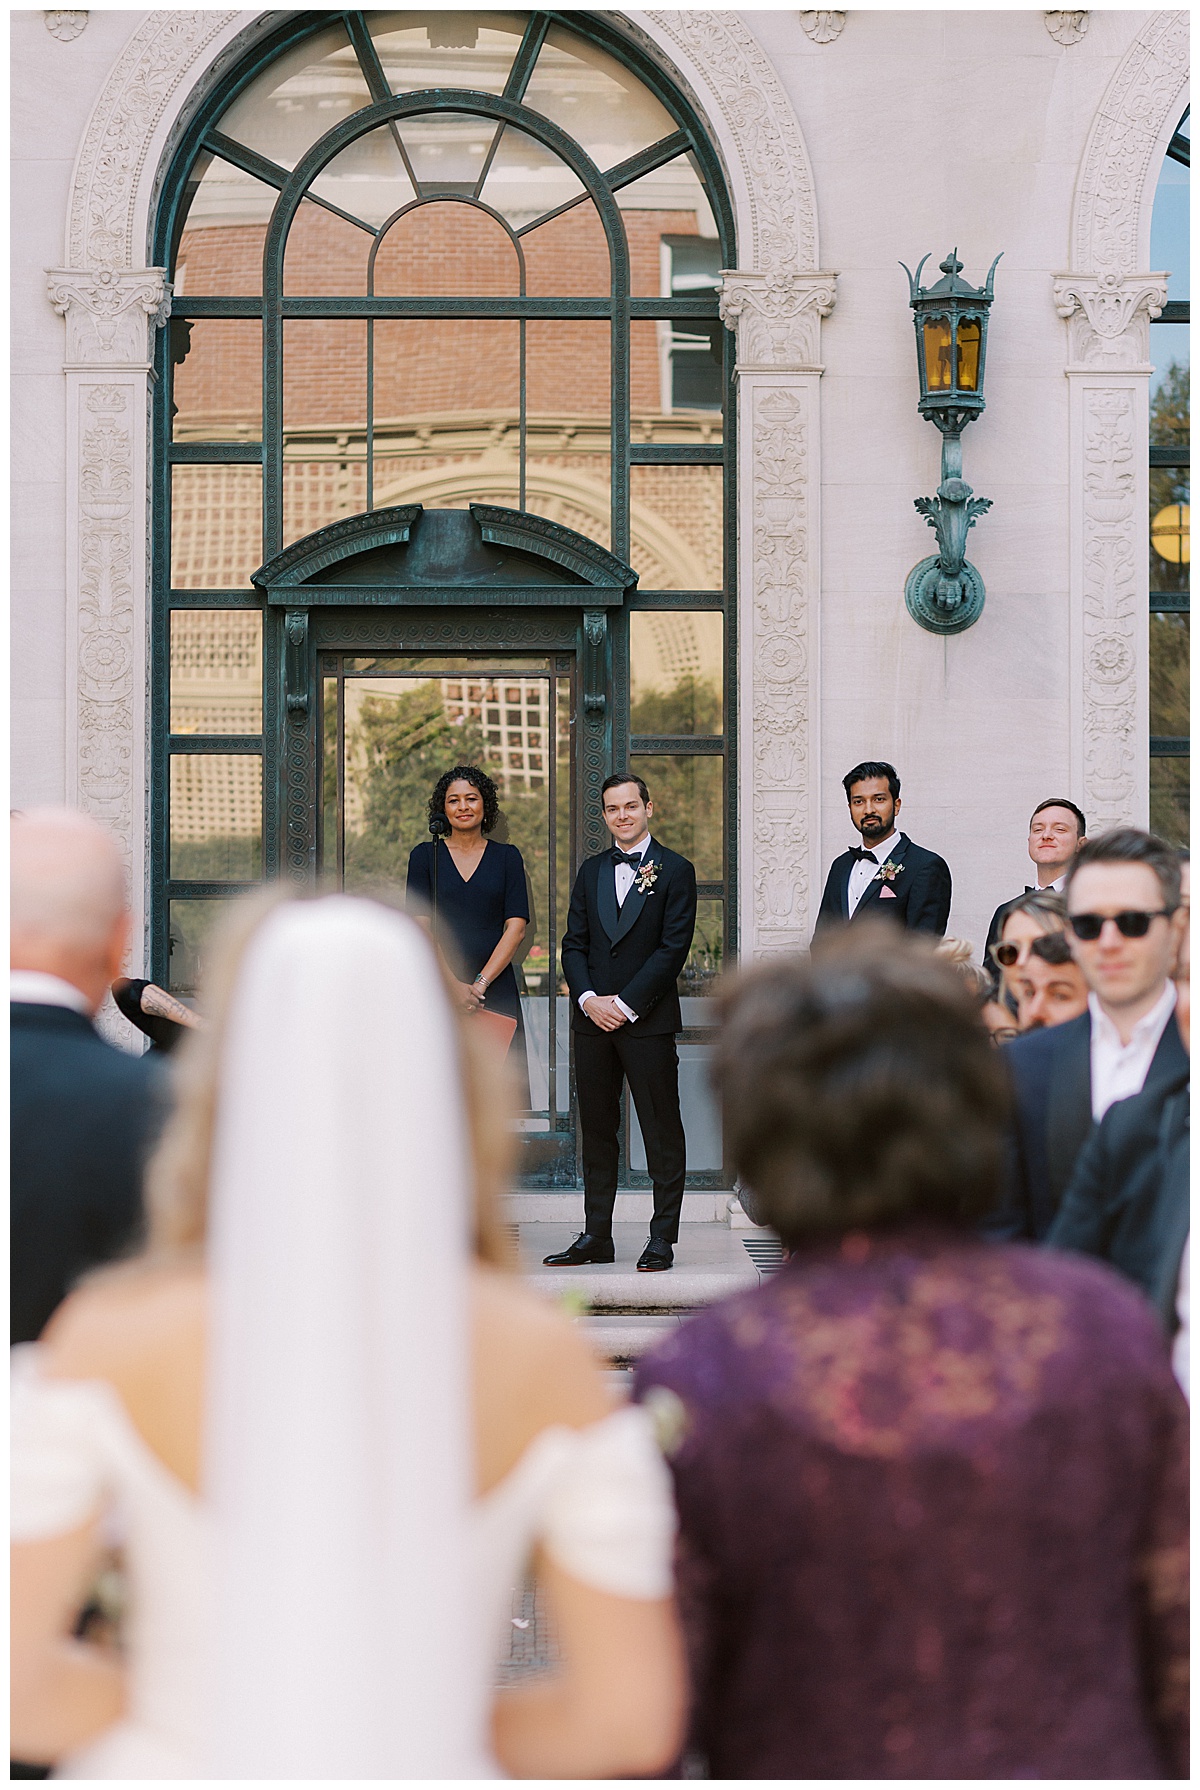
{"left": 1067, "top": 908, "right": 1175, "bottom": 941}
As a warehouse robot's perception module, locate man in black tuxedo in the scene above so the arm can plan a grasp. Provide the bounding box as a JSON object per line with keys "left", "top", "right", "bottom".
{"left": 985, "top": 797, "right": 1088, "bottom": 955}
{"left": 813, "top": 760, "right": 951, "bottom": 939}
{"left": 988, "top": 828, "right": 1187, "bottom": 1242}
{"left": 11, "top": 810, "right": 167, "bottom": 1345}
{"left": 548, "top": 774, "right": 697, "bottom": 1272}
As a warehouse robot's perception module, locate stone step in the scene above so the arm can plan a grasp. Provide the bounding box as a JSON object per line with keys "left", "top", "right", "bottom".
{"left": 518, "top": 1220, "right": 784, "bottom": 1364}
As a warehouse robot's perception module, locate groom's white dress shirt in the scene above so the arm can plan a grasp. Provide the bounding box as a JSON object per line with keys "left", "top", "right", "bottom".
{"left": 580, "top": 832, "right": 651, "bottom": 1022}
{"left": 846, "top": 830, "right": 900, "bottom": 918}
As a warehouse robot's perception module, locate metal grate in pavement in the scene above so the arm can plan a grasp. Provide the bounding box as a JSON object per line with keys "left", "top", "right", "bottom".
{"left": 743, "top": 1236, "right": 785, "bottom": 1275}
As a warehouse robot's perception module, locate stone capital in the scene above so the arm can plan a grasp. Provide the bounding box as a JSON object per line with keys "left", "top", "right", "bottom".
{"left": 719, "top": 268, "right": 838, "bottom": 372}
{"left": 1053, "top": 270, "right": 1168, "bottom": 370}
{"left": 47, "top": 266, "right": 170, "bottom": 367}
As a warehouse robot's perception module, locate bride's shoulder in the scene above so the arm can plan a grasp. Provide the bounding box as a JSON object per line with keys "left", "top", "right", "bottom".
{"left": 471, "top": 1266, "right": 612, "bottom": 1488}
{"left": 41, "top": 1258, "right": 205, "bottom": 1384}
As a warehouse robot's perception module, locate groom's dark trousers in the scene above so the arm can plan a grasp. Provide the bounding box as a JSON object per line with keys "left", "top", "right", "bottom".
{"left": 562, "top": 839, "right": 697, "bottom": 1248}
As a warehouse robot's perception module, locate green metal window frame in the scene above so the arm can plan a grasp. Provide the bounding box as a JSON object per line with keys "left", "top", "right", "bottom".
{"left": 149, "top": 9, "right": 738, "bottom": 1118}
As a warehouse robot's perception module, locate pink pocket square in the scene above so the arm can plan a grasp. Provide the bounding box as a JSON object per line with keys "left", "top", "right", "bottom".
{"left": 879, "top": 886, "right": 897, "bottom": 899}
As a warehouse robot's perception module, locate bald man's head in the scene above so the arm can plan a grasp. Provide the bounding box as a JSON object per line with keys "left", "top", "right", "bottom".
{"left": 11, "top": 809, "right": 130, "bottom": 1012}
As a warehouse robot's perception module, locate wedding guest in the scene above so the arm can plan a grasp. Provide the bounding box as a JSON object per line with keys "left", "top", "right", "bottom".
{"left": 988, "top": 888, "right": 1066, "bottom": 1008}
{"left": 407, "top": 764, "right": 530, "bottom": 1095}
{"left": 982, "top": 997, "right": 1021, "bottom": 1044}
{"left": 1011, "top": 930, "right": 1090, "bottom": 1031}
{"left": 993, "top": 829, "right": 1187, "bottom": 1242}
{"left": 1048, "top": 858, "right": 1190, "bottom": 1334}
{"left": 636, "top": 928, "right": 1188, "bottom": 1780}
{"left": 11, "top": 894, "right": 685, "bottom": 1777}
{"left": 813, "top": 761, "right": 951, "bottom": 938}
{"left": 111, "top": 977, "right": 202, "bottom": 1054}
{"left": 550, "top": 774, "right": 697, "bottom": 1273}
{"left": 11, "top": 810, "right": 167, "bottom": 1345}
{"left": 985, "top": 797, "right": 1087, "bottom": 953}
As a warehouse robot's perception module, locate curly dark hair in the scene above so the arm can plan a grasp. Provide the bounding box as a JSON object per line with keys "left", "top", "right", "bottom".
{"left": 711, "top": 926, "right": 1010, "bottom": 1244}
{"left": 428, "top": 764, "right": 499, "bottom": 835}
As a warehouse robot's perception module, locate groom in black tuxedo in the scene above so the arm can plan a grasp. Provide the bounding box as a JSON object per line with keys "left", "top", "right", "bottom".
{"left": 813, "top": 760, "right": 952, "bottom": 939}
{"left": 548, "top": 774, "right": 697, "bottom": 1272}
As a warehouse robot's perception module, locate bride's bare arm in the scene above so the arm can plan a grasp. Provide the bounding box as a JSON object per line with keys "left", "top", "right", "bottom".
{"left": 11, "top": 1521, "right": 126, "bottom": 1762}
{"left": 492, "top": 1559, "right": 685, "bottom": 1779}
{"left": 471, "top": 1268, "right": 686, "bottom": 1779}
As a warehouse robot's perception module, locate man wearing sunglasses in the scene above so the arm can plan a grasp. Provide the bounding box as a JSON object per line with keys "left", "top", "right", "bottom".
{"left": 987, "top": 828, "right": 1187, "bottom": 1241}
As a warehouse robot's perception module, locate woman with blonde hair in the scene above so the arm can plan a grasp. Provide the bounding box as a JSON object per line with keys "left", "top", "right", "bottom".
{"left": 11, "top": 893, "right": 684, "bottom": 1778}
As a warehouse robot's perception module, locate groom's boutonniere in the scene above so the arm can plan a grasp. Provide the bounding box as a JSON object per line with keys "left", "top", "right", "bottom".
{"left": 875, "top": 859, "right": 903, "bottom": 883}
{"left": 634, "top": 860, "right": 659, "bottom": 895}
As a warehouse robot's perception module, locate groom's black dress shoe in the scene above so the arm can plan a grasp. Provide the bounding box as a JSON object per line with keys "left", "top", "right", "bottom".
{"left": 543, "top": 1232, "right": 615, "bottom": 1266}
{"left": 637, "top": 1240, "right": 674, "bottom": 1272}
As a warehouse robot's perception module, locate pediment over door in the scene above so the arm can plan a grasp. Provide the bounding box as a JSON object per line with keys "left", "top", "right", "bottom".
{"left": 252, "top": 504, "right": 638, "bottom": 607}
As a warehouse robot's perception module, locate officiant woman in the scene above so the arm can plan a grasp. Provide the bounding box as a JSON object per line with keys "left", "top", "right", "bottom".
{"left": 407, "top": 765, "right": 530, "bottom": 1098}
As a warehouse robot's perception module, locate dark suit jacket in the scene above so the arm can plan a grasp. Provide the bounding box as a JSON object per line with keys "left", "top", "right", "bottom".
{"left": 1048, "top": 1067, "right": 1189, "bottom": 1333}
{"left": 11, "top": 1003, "right": 168, "bottom": 1344}
{"left": 561, "top": 840, "right": 697, "bottom": 1036}
{"left": 989, "top": 1006, "right": 1188, "bottom": 1243}
{"left": 813, "top": 832, "right": 952, "bottom": 940}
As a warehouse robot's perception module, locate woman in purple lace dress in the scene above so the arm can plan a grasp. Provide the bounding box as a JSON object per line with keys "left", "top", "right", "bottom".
{"left": 636, "top": 929, "right": 1188, "bottom": 1779}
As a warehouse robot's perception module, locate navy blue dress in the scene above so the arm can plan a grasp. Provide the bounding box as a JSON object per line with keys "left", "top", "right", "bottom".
{"left": 405, "top": 838, "right": 530, "bottom": 1022}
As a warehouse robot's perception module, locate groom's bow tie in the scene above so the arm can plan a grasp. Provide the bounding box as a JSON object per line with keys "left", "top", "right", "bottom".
{"left": 849, "top": 847, "right": 878, "bottom": 863}
{"left": 612, "top": 849, "right": 644, "bottom": 867}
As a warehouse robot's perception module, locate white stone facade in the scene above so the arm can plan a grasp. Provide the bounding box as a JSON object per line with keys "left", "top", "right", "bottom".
{"left": 12, "top": 8, "right": 1189, "bottom": 982}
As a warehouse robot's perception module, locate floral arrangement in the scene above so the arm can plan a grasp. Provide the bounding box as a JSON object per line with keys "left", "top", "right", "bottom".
{"left": 634, "top": 859, "right": 659, "bottom": 895}
{"left": 875, "top": 859, "right": 903, "bottom": 883}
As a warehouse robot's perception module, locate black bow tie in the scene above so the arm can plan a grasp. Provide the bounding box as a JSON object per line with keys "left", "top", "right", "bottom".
{"left": 613, "top": 850, "right": 644, "bottom": 867}
{"left": 849, "top": 848, "right": 878, "bottom": 863}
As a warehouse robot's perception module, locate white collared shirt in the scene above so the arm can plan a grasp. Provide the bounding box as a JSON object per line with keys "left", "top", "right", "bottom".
{"left": 580, "top": 833, "right": 651, "bottom": 1022}
{"left": 847, "top": 830, "right": 900, "bottom": 917}
{"left": 1088, "top": 980, "right": 1177, "bottom": 1121}
{"left": 10, "top": 970, "right": 93, "bottom": 1016}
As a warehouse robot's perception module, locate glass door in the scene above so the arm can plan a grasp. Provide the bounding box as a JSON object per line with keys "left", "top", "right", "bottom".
{"left": 318, "top": 651, "right": 576, "bottom": 1183}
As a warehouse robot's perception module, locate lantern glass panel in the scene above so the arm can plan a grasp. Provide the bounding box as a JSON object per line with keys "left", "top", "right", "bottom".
{"left": 922, "top": 317, "right": 954, "bottom": 392}
{"left": 957, "top": 318, "right": 982, "bottom": 391}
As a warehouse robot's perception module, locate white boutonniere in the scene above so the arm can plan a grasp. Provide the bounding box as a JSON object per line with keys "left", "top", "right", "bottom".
{"left": 634, "top": 859, "right": 659, "bottom": 895}
{"left": 874, "top": 859, "right": 903, "bottom": 883}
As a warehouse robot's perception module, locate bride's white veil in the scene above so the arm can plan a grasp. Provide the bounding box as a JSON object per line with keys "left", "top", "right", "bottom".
{"left": 202, "top": 896, "right": 486, "bottom": 1778}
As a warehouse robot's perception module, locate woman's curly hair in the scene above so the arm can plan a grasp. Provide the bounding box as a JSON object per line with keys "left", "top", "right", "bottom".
{"left": 428, "top": 764, "right": 499, "bottom": 834}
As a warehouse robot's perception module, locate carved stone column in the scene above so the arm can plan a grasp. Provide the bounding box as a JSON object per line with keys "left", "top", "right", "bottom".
{"left": 46, "top": 266, "right": 170, "bottom": 967}
{"left": 720, "top": 270, "right": 837, "bottom": 954}
{"left": 1053, "top": 272, "right": 1166, "bottom": 830}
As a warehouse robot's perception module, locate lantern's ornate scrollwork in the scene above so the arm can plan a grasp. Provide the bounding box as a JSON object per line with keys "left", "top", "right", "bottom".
{"left": 899, "top": 249, "right": 1002, "bottom": 634}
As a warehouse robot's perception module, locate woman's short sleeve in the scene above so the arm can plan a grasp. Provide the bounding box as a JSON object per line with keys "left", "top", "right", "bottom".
{"left": 503, "top": 845, "right": 531, "bottom": 923}
{"left": 406, "top": 843, "right": 432, "bottom": 907}
{"left": 11, "top": 1350, "right": 111, "bottom": 1540}
{"left": 539, "top": 1405, "right": 676, "bottom": 1599}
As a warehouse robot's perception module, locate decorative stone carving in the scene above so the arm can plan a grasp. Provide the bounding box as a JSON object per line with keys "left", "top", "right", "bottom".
{"left": 1045, "top": 12, "right": 1088, "bottom": 47}
{"left": 45, "top": 11, "right": 88, "bottom": 42}
{"left": 1072, "top": 10, "right": 1188, "bottom": 277}
{"left": 73, "top": 380, "right": 137, "bottom": 873}
{"left": 1053, "top": 271, "right": 1167, "bottom": 367}
{"left": 1079, "top": 388, "right": 1140, "bottom": 828}
{"left": 67, "top": 9, "right": 239, "bottom": 271}
{"left": 744, "top": 383, "right": 818, "bottom": 948}
{"left": 719, "top": 271, "right": 838, "bottom": 371}
{"left": 640, "top": 10, "right": 820, "bottom": 271}
{"left": 799, "top": 12, "right": 846, "bottom": 45}
{"left": 1060, "top": 11, "right": 1188, "bottom": 832}
{"left": 47, "top": 267, "right": 170, "bottom": 366}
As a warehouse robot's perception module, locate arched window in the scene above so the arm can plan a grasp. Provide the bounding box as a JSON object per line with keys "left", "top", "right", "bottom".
{"left": 152, "top": 12, "right": 734, "bottom": 1185}
{"left": 1148, "top": 107, "right": 1189, "bottom": 844}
